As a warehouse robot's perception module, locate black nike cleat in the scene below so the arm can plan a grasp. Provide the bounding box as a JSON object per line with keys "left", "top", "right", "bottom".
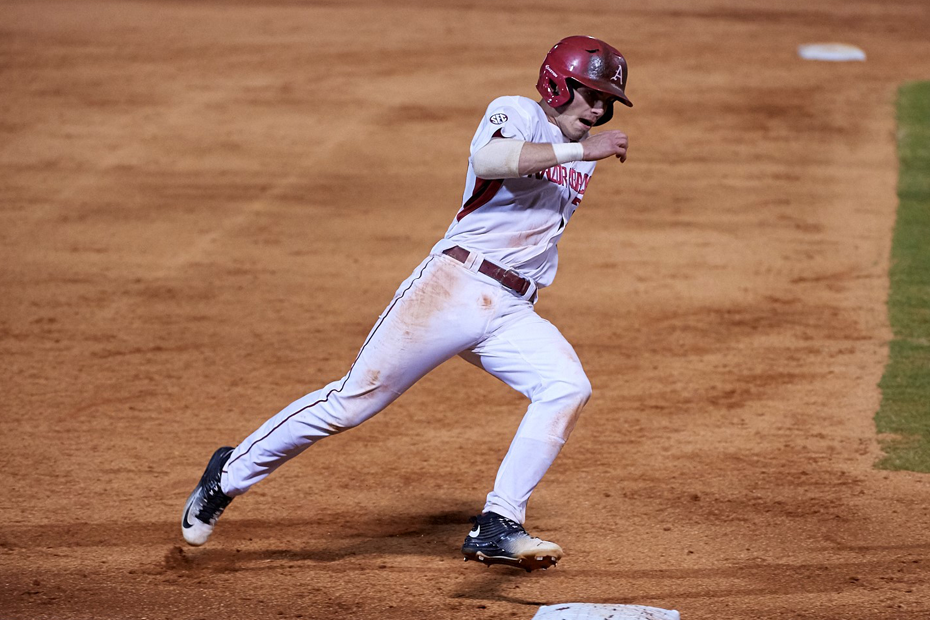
{"left": 181, "top": 446, "right": 234, "bottom": 546}
{"left": 462, "top": 511, "right": 563, "bottom": 572}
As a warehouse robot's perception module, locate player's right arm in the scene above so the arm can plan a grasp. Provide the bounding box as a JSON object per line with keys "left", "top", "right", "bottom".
{"left": 474, "top": 131, "right": 628, "bottom": 179}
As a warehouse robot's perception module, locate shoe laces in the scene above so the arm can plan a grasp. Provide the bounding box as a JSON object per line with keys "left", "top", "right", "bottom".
{"left": 198, "top": 481, "right": 232, "bottom": 525}
{"left": 475, "top": 512, "right": 532, "bottom": 539}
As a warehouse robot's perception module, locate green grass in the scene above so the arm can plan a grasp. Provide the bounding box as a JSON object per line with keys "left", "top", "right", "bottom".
{"left": 875, "top": 81, "right": 930, "bottom": 471}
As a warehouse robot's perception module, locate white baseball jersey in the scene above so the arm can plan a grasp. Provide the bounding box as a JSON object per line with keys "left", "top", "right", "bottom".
{"left": 430, "top": 96, "right": 598, "bottom": 289}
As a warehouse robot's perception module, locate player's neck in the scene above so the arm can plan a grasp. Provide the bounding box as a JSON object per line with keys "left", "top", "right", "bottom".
{"left": 538, "top": 99, "right": 558, "bottom": 125}
{"left": 538, "top": 99, "right": 569, "bottom": 141}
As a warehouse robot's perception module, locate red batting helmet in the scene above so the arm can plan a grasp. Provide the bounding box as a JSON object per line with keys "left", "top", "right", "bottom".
{"left": 536, "top": 35, "right": 632, "bottom": 126}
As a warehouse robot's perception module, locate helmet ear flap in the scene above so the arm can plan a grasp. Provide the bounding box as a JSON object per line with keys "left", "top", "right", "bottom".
{"left": 538, "top": 63, "right": 573, "bottom": 107}
{"left": 548, "top": 78, "right": 560, "bottom": 99}
{"left": 546, "top": 77, "right": 574, "bottom": 107}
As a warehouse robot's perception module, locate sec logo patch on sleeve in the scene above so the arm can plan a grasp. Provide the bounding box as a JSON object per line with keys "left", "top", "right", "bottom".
{"left": 489, "top": 113, "right": 508, "bottom": 125}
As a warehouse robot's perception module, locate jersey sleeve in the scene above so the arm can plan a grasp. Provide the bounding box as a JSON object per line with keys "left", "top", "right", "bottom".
{"left": 469, "top": 97, "right": 537, "bottom": 156}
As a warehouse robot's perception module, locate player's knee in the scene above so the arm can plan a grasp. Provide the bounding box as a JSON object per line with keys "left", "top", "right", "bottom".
{"left": 541, "top": 370, "right": 591, "bottom": 425}
{"left": 541, "top": 374, "right": 591, "bottom": 441}
{"left": 573, "top": 373, "right": 593, "bottom": 406}
{"left": 538, "top": 365, "right": 591, "bottom": 405}
{"left": 321, "top": 374, "right": 400, "bottom": 431}
{"left": 568, "top": 373, "right": 592, "bottom": 421}
{"left": 324, "top": 399, "right": 384, "bottom": 432}
{"left": 558, "top": 368, "right": 592, "bottom": 409}
{"left": 332, "top": 403, "right": 384, "bottom": 431}
{"left": 329, "top": 411, "right": 363, "bottom": 431}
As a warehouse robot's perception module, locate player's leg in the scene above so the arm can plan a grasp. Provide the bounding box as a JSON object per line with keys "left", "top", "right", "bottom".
{"left": 469, "top": 307, "right": 591, "bottom": 523}
{"left": 182, "top": 254, "right": 499, "bottom": 545}
{"left": 459, "top": 301, "right": 590, "bottom": 569}
{"left": 222, "top": 254, "right": 496, "bottom": 495}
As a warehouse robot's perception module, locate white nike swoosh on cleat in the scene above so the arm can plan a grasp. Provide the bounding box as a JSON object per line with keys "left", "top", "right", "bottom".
{"left": 468, "top": 525, "right": 480, "bottom": 538}
{"left": 182, "top": 493, "right": 197, "bottom": 529}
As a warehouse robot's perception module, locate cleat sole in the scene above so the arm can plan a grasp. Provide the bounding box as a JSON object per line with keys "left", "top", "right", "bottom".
{"left": 462, "top": 549, "right": 561, "bottom": 572}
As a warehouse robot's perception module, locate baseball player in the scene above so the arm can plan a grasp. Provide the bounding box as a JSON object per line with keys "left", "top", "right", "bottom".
{"left": 182, "top": 35, "right": 632, "bottom": 572}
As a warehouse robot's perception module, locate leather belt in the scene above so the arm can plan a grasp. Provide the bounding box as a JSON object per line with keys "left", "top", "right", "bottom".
{"left": 442, "top": 245, "right": 532, "bottom": 297}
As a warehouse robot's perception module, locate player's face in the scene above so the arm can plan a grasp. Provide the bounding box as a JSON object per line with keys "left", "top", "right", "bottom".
{"left": 553, "top": 86, "right": 614, "bottom": 141}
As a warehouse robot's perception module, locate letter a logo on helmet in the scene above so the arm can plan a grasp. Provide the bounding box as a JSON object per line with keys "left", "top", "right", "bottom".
{"left": 536, "top": 35, "right": 633, "bottom": 126}
{"left": 611, "top": 63, "right": 623, "bottom": 84}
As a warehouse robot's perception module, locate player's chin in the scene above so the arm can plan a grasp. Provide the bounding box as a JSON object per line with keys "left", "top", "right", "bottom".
{"left": 574, "top": 119, "right": 594, "bottom": 140}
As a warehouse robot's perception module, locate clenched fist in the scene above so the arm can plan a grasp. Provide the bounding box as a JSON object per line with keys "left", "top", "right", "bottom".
{"left": 581, "top": 130, "right": 629, "bottom": 163}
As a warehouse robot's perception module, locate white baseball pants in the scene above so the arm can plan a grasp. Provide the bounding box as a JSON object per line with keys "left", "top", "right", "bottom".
{"left": 221, "top": 251, "right": 591, "bottom": 524}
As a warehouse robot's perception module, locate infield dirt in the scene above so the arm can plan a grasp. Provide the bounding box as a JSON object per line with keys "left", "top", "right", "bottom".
{"left": 2, "top": 1, "right": 930, "bottom": 619}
